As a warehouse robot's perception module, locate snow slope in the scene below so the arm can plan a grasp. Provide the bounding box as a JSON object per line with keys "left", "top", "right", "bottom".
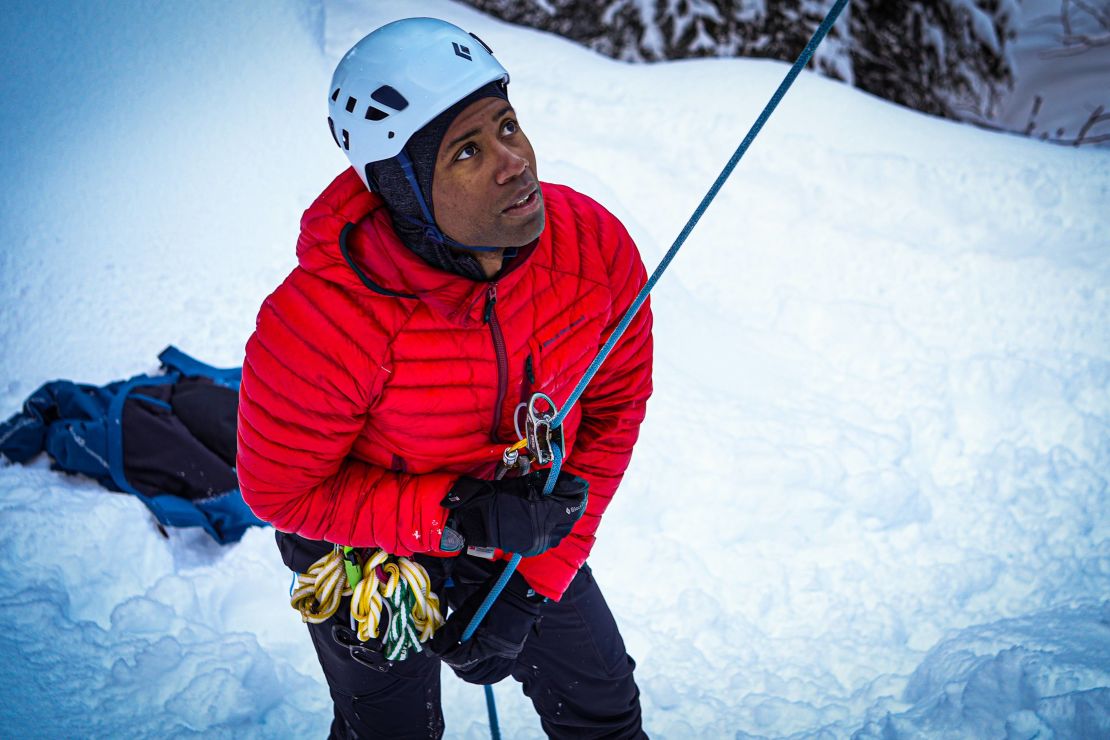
{"left": 1, "top": 0, "right": 1108, "bottom": 737}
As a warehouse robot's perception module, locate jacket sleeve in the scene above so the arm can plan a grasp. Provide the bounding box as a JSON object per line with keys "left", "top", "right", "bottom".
{"left": 516, "top": 211, "right": 654, "bottom": 600}
{"left": 236, "top": 284, "right": 455, "bottom": 556}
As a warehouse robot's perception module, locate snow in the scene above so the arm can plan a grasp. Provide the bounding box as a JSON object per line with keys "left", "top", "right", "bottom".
{"left": 1, "top": 0, "right": 1108, "bottom": 737}
{"left": 955, "top": 0, "right": 1003, "bottom": 55}
{"left": 855, "top": 603, "right": 1110, "bottom": 737}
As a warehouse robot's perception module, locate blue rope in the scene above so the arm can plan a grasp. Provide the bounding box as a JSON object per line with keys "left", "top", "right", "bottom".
{"left": 554, "top": 0, "right": 849, "bottom": 429}
{"left": 461, "top": 445, "right": 563, "bottom": 642}
{"left": 471, "top": 446, "right": 564, "bottom": 739}
{"left": 463, "top": 3, "right": 849, "bottom": 735}
{"left": 484, "top": 685, "right": 502, "bottom": 740}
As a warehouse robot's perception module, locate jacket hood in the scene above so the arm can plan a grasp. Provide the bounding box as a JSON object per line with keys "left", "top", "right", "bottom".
{"left": 295, "top": 168, "right": 382, "bottom": 292}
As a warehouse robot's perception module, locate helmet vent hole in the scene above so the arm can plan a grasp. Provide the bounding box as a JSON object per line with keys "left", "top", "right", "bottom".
{"left": 365, "top": 105, "right": 389, "bottom": 122}
{"left": 345, "top": 96, "right": 357, "bottom": 113}
{"left": 341, "top": 129, "right": 350, "bottom": 151}
{"left": 327, "top": 117, "right": 341, "bottom": 148}
{"left": 388, "top": 131, "right": 395, "bottom": 139}
{"left": 331, "top": 88, "right": 340, "bottom": 102}
{"left": 371, "top": 85, "right": 408, "bottom": 111}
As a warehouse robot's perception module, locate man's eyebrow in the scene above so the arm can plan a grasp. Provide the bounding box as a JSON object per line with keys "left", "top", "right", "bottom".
{"left": 490, "top": 105, "right": 514, "bottom": 122}
{"left": 443, "top": 106, "right": 516, "bottom": 153}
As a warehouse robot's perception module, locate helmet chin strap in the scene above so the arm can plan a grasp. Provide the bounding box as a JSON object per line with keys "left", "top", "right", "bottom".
{"left": 395, "top": 150, "right": 504, "bottom": 254}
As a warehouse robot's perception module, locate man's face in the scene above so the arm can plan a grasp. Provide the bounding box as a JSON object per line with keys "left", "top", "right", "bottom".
{"left": 432, "top": 97, "right": 545, "bottom": 249}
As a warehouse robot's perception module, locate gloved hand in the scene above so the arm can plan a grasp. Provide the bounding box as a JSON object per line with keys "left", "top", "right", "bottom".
{"left": 441, "top": 470, "right": 588, "bottom": 556}
{"left": 427, "top": 568, "right": 544, "bottom": 685}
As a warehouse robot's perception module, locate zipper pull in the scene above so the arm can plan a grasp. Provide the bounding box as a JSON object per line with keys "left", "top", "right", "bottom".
{"left": 483, "top": 285, "right": 498, "bottom": 324}
{"left": 524, "top": 355, "right": 536, "bottom": 384}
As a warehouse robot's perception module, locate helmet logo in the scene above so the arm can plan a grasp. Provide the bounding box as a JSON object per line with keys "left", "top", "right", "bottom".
{"left": 452, "top": 42, "right": 472, "bottom": 61}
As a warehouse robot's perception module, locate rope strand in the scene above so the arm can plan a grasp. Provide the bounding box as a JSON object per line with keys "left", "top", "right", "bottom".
{"left": 460, "top": 0, "right": 852, "bottom": 654}
{"left": 290, "top": 548, "right": 445, "bottom": 655}
{"left": 553, "top": 0, "right": 851, "bottom": 431}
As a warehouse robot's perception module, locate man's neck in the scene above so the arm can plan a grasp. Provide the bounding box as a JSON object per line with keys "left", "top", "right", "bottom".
{"left": 475, "top": 249, "right": 506, "bottom": 279}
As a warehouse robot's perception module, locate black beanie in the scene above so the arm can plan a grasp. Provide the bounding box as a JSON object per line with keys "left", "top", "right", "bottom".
{"left": 367, "top": 81, "right": 509, "bottom": 280}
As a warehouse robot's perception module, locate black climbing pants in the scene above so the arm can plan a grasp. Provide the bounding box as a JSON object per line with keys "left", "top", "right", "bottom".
{"left": 303, "top": 552, "right": 645, "bottom": 739}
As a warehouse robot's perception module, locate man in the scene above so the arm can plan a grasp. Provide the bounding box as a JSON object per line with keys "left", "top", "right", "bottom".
{"left": 237, "top": 17, "right": 652, "bottom": 739}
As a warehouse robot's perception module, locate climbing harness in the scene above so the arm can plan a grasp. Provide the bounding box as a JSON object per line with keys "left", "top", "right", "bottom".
{"left": 463, "top": 9, "right": 854, "bottom": 732}
{"left": 290, "top": 545, "right": 445, "bottom": 662}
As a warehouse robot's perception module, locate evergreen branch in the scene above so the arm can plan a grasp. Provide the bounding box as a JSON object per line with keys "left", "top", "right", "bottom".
{"left": 1074, "top": 105, "right": 1109, "bottom": 146}
{"left": 1069, "top": 0, "right": 1110, "bottom": 30}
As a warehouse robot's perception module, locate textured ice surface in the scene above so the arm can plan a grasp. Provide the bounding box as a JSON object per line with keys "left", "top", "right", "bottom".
{"left": 855, "top": 604, "right": 1110, "bottom": 738}
{"left": 1, "top": 0, "right": 1108, "bottom": 737}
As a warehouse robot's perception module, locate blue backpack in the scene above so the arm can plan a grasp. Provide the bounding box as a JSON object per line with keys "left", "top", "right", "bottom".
{"left": 0, "top": 346, "right": 265, "bottom": 544}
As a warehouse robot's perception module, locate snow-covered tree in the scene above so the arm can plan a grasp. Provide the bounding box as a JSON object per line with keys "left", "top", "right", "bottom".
{"left": 1023, "top": 0, "right": 1110, "bottom": 146}
{"left": 849, "top": 0, "right": 1019, "bottom": 121}
{"left": 1041, "top": 0, "right": 1110, "bottom": 58}
{"left": 463, "top": 0, "right": 1019, "bottom": 124}
{"left": 466, "top": 0, "right": 854, "bottom": 77}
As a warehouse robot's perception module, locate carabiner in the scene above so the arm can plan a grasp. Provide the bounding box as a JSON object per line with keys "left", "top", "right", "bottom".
{"left": 522, "top": 392, "right": 563, "bottom": 466}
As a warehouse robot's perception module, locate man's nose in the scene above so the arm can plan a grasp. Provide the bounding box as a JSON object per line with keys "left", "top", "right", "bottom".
{"left": 493, "top": 144, "right": 528, "bottom": 185}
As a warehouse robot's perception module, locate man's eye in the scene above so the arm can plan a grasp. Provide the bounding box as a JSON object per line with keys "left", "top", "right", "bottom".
{"left": 456, "top": 144, "right": 478, "bottom": 161}
{"left": 501, "top": 120, "right": 518, "bottom": 136}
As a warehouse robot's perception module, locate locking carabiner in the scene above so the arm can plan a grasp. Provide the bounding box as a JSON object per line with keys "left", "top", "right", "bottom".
{"left": 516, "top": 392, "right": 564, "bottom": 466}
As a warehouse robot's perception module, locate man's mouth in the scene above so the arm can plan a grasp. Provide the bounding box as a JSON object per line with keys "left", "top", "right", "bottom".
{"left": 501, "top": 188, "right": 540, "bottom": 215}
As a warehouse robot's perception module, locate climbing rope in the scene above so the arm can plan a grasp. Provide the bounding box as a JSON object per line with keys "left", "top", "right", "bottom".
{"left": 290, "top": 546, "right": 445, "bottom": 660}
{"left": 553, "top": 0, "right": 850, "bottom": 433}
{"left": 290, "top": 548, "right": 349, "bottom": 623}
{"left": 462, "top": 0, "right": 852, "bottom": 643}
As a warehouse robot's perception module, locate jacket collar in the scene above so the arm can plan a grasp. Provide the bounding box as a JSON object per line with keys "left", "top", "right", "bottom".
{"left": 297, "top": 168, "right": 541, "bottom": 327}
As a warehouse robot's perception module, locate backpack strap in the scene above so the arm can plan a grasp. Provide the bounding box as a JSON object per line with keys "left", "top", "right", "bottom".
{"left": 104, "top": 373, "right": 180, "bottom": 497}
{"left": 158, "top": 345, "right": 242, "bottom": 390}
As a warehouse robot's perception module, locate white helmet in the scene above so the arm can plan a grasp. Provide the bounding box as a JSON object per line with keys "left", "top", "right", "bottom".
{"left": 328, "top": 17, "right": 510, "bottom": 191}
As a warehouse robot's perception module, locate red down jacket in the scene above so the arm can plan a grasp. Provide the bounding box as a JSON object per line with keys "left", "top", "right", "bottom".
{"left": 237, "top": 168, "right": 652, "bottom": 599}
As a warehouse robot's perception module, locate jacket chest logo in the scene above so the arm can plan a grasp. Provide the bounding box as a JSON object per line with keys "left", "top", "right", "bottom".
{"left": 540, "top": 315, "right": 586, "bottom": 350}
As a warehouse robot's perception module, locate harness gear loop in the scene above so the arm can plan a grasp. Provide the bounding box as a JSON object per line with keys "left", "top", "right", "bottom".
{"left": 290, "top": 546, "right": 445, "bottom": 656}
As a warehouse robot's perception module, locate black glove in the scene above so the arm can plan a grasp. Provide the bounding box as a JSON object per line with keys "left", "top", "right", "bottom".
{"left": 427, "top": 568, "right": 544, "bottom": 685}
{"left": 441, "top": 470, "right": 588, "bottom": 557}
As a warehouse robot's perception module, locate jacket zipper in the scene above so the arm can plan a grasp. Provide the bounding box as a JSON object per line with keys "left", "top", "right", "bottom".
{"left": 484, "top": 284, "right": 509, "bottom": 442}
{"left": 521, "top": 354, "right": 536, "bottom": 404}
